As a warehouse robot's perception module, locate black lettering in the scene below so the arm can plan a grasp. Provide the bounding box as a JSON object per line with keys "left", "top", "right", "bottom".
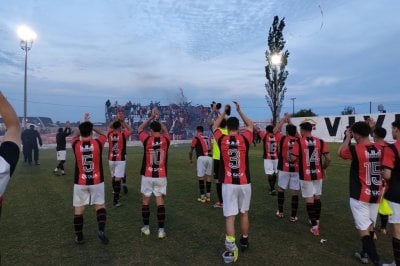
{"left": 324, "top": 117, "right": 341, "bottom": 136}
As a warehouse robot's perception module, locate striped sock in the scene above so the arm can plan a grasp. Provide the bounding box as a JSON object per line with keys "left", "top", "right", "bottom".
{"left": 74, "top": 214, "right": 84, "bottom": 240}
{"left": 96, "top": 208, "right": 106, "bottom": 232}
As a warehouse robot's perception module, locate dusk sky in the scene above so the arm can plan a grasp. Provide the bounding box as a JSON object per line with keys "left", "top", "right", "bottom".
{"left": 1, "top": 0, "right": 399, "bottom": 123}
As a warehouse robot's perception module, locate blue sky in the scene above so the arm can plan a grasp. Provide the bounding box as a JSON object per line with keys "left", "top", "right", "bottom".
{"left": 1, "top": 0, "right": 399, "bottom": 123}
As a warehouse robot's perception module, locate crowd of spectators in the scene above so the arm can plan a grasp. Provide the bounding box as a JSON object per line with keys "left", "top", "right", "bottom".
{"left": 105, "top": 99, "right": 210, "bottom": 140}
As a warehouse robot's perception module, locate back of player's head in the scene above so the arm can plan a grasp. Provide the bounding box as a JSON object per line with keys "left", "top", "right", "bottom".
{"left": 286, "top": 124, "right": 297, "bottom": 136}
{"left": 299, "top": 122, "right": 312, "bottom": 132}
{"left": 112, "top": 121, "right": 122, "bottom": 130}
{"left": 351, "top": 121, "right": 371, "bottom": 137}
{"left": 220, "top": 118, "right": 227, "bottom": 128}
{"left": 196, "top": 126, "right": 204, "bottom": 132}
{"left": 58, "top": 127, "right": 63, "bottom": 133}
{"left": 373, "top": 126, "right": 386, "bottom": 139}
{"left": 150, "top": 121, "right": 161, "bottom": 132}
{"left": 392, "top": 120, "right": 400, "bottom": 129}
{"left": 226, "top": 117, "right": 240, "bottom": 131}
{"left": 79, "top": 121, "right": 93, "bottom": 137}
{"left": 265, "top": 125, "right": 274, "bottom": 133}
{"left": 29, "top": 124, "right": 35, "bottom": 129}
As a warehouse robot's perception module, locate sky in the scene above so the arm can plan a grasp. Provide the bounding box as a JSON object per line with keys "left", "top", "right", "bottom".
{"left": 1, "top": 0, "right": 400, "bottom": 123}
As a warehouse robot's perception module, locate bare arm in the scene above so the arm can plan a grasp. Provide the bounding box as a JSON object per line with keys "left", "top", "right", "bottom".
{"left": 273, "top": 113, "right": 290, "bottom": 134}
{"left": 0, "top": 91, "right": 21, "bottom": 146}
{"left": 138, "top": 108, "right": 156, "bottom": 133}
{"left": 234, "top": 101, "right": 253, "bottom": 132}
{"left": 337, "top": 128, "right": 352, "bottom": 156}
{"left": 212, "top": 106, "right": 227, "bottom": 132}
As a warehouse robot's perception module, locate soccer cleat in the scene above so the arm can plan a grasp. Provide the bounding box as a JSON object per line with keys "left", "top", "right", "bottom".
{"left": 354, "top": 251, "right": 369, "bottom": 264}
{"left": 239, "top": 236, "right": 249, "bottom": 251}
{"left": 290, "top": 216, "right": 298, "bottom": 222}
{"left": 213, "top": 201, "right": 223, "bottom": 208}
{"left": 113, "top": 201, "right": 122, "bottom": 208}
{"left": 74, "top": 236, "right": 85, "bottom": 245}
{"left": 310, "top": 227, "right": 320, "bottom": 236}
{"left": 53, "top": 168, "right": 58, "bottom": 174}
{"left": 61, "top": 170, "right": 65, "bottom": 175}
{"left": 97, "top": 231, "right": 109, "bottom": 245}
{"left": 269, "top": 189, "right": 277, "bottom": 196}
{"left": 35, "top": 161, "right": 40, "bottom": 165}
{"left": 158, "top": 228, "right": 166, "bottom": 239}
{"left": 197, "top": 197, "right": 206, "bottom": 203}
{"left": 206, "top": 197, "right": 211, "bottom": 203}
{"left": 276, "top": 210, "right": 284, "bottom": 218}
{"left": 141, "top": 226, "right": 150, "bottom": 236}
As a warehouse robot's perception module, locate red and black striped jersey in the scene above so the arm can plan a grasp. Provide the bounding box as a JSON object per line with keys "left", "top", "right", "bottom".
{"left": 72, "top": 135, "right": 107, "bottom": 185}
{"left": 292, "top": 136, "right": 329, "bottom": 181}
{"left": 382, "top": 141, "right": 400, "bottom": 203}
{"left": 277, "top": 135, "right": 299, "bottom": 172}
{"left": 214, "top": 129, "right": 253, "bottom": 185}
{"left": 107, "top": 129, "right": 130, "bottom": 161}
{"left": 259, "top": 131, "right": 282, "bottom": 160}
{"left": 340, "top": 143, "right": 383, "bottom": 203}
{"left": 139, "top": 131, "right": 171, "bottom": 178}
{"left": 191, "top": 133, "right": 212, "bottom": 158}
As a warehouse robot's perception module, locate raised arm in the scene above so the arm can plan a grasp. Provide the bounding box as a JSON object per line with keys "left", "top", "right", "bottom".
{"left": 213, "top": 106, "right": 227, "bottom": 132}
{"left": 138, "top": 108, "right": 156, "bottom": 133}
{"left": 273, "top": 113, "right": 290, "bottom": 134}
{"left": 0, "top": 91, "right": 21, "bottom": 146}
{"left": 234, "top": 101, "right": 253, "bottom": 132}
{"left": 337, "top": 128, "right": 352, "bottom": 156}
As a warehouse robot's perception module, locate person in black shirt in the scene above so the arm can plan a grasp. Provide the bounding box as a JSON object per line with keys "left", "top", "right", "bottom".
{"left": 23, "top": 124, "right": 42, "bottom": 165}
{"left": 53, "top": 121, "right": 72, "bottom": 175}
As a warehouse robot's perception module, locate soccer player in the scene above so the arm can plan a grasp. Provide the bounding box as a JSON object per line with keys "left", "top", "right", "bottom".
{"left": 71, "top": 113, "right": 109, "bottom": 245}
{"left": 213, "top": 101, "right": 253, "bottom": 263}
{"left": 382, "top": 120, "right": 400, "bottom": 266}
{"left": 138, "top": 108, "right": 170, "bottom": 239}
{"left": 207, "top": 104, "right": 227, "bottom": 208}
{"left": 53, "top": 121, "right": 72, "bottom": 175}
{"left": 291, "top": 122, "right": 330, "bottom": 236}
{"left": 0, "top": 91, "right": 21, "bottom": 218}
{"left": 276, "top": 122, "right": 300, "bottom": 222}
{"left": 116, "top": 110, "right": 130, "bottom": 194}
{"left": 189, "top": 126, "right": 212, "bottom": 203}
{"left": 107, "top": 116, "right": 131, "bottom": 207}
{"left": 338, "top": 121, "right": 385, "bottom": 265}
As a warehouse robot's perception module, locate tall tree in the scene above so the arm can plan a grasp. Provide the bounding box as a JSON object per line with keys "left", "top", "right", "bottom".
{"left": 265, "top": 16, "right": 289, "bottom": 125}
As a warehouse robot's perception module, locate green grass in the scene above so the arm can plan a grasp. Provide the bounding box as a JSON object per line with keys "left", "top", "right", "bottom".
{"left": 0, "top": 143, "right": 393, "bottom": 265}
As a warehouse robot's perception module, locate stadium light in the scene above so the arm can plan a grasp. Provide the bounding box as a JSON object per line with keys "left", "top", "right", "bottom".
{"left": 270, "top": 53, "right": 282, "bottom": 66}
{"left": 17, "top": 25, "right": 37, "bottom": 129}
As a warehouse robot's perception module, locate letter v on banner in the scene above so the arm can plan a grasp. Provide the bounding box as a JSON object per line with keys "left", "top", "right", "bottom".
{"left": 324, "top": 117, "right": 341, "bottom": 136}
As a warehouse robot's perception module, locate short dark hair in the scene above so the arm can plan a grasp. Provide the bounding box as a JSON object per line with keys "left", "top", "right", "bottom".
{"left": 150, "top": 121, "right": 161, "bottom": 132}
{"left": 286, "top": 124, "right": 297, "bottom": 137}
{"left": 112, "top": 121, "right": 122, "bottom": 129}
{"left": 265, "top": 125, "right": 274, "bottom": 133}
{"left": 196, "top": 126, "right": 204, "bottom": 132}
{"left": 392, "top": 120, "right": 400, "bottom": 129}
{"left": 299, "top": 122, "right": 312, "bottom": 132}
{"left": 351, "top": 121, "right": 371, "bottom": 137}
{"left": 29, "top": 125, "right": 35, "bottom": 129}
{"left": 226, "top": 117, "right": 239, "bottom": 131}
{"left": 373, "top": 126, "right": 386, "bottom": 139}
{"left": 79, "top": 121, "right": 93, "bottom": 137}
{"left": 220, "top": 118, "right": 227, "bottom": 128}
{"left": 58, "top": 127, "right": 63, "bottom": 133}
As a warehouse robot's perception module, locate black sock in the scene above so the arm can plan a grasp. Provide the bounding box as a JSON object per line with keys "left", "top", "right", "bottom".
{"left": 306, "top": 203, "right": 317, "bottom": 227}
{"left": 314, "top": 199, "right": 321, "bottom": 221}
{"left": 142, "top": 205, "right": 150, "bottom": 225}
{"left": 198, "top": 180, "right": 205, "bottom": 196}
{"left": 392, "top": 237, "right": 400, "bottom": 266}
{"left": 291, "top": 195, "right": 299, "bottom": 218}
{"left": 122, "top": 174, "right": 127, "bottom": 184}
{"left": 96, "top": 208, "right": 106, "bottom": 232}
{"left": 74, "top": 214, "right": 84, "bottom": 240}
{"left": 206, "top": 181, "right": 211, "bottom": 194}
{"left": 217, "top": 183, "right": 223, "bottom": 203}
{"left": 277, "top": 191, "right": 284, "bottom": 213}
{"left": 268, "top": 175, "right": 276, "bottom": 191}
{"left": 112, "top": 177, "right": 116, "bottom": 192}
{"left": 113, "top": 180, "right": 121, "bottom": 202}
{"left": 361, "top": 235, "right": 380, "bottom": 265}
{"left": 380, "top": 214, "right": 388, "bottom": 229}
{"left": 157, "top": 205, "right": 166, "bottom": 229}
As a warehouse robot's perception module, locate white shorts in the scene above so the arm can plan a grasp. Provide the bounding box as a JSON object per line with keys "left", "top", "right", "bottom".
{"left": 57, "top": 150, "right": 67, "bottom": 161}
{"left": 108, "top": 160, "right": 126, "bottom": 178}
{"left": 141, "top": 176, "right": 167, "bottom": 197}
{"left": 197, "top": 156, "right": 213, "bottom": 177}
{"left": 73, "top": 183, "right": 105, "bottom": 207}
{"left": 388, "top": 200, "right": 400, "bottom": 224}
{"left": 300, "top": 180, "right": 322, "bottom": 198}
{"left": 350, "top": 198, "right": 379, "bottom": 230}
{"left": 222, "top": 183, "right": 252, "bottom": 217}
{"left": 278, "top": 171, "right": 300, "bottom": 190}
{"left": 264, "top": 159, "right": 278, "bottom": 175}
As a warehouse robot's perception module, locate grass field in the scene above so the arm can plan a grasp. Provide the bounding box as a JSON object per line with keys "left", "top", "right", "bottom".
{"left": 0, "top": 143, "right": 393, "bottom": 265}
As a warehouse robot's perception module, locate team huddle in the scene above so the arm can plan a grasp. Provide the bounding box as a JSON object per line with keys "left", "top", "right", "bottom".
{"left": 1, "top": 90, "right": 400, "bottom": 265}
